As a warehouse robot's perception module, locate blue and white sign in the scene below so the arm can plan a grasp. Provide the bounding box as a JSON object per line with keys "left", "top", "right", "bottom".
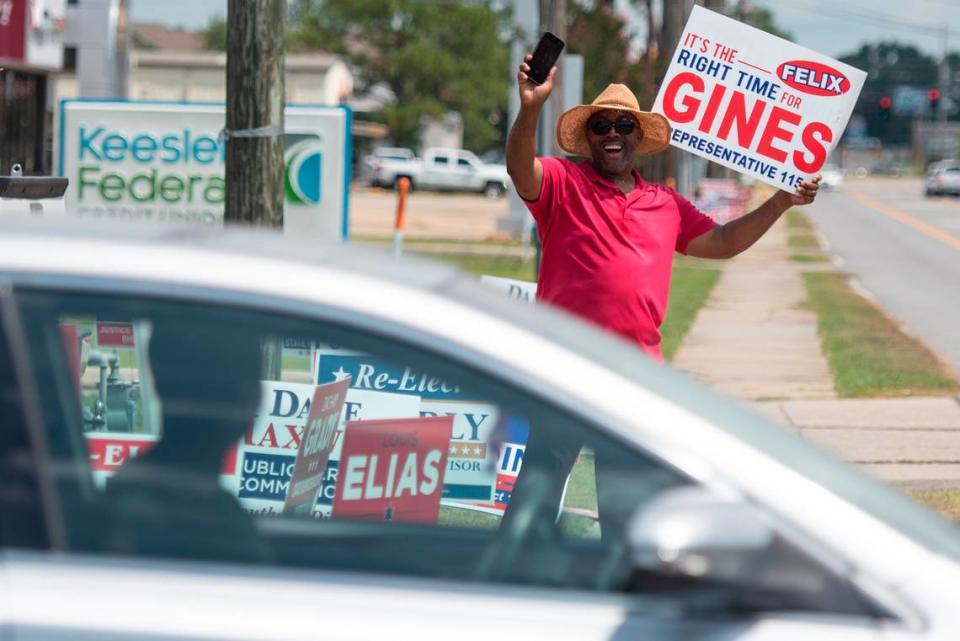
{"left": 315, "top": 352, "right": 470, "bottom": 401}
{"left": 56, "top": 100, "right": 351, "bottom": 241}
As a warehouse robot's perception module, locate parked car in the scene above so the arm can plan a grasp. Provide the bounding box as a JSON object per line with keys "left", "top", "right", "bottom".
{"left": 371, "top": 147, "right": 511, "bottom": 198}
{"left": 925, "top": 160, "right": 960, "bottom": 197}
{"left": 358, "top": 146, "right": 417, "bottom": 185}
{"left": 819, "top": 164, "right": 844, "bottom": 190}
{"left": 2, "top": 217, "right": 960, "bottom": 640}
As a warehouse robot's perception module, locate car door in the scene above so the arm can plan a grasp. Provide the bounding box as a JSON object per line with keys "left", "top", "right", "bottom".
{"left": 421, "top": 152, "right": 451, "bottom": 189}
{"left": 0, "top": 277, "right": 907, "bottom": 641}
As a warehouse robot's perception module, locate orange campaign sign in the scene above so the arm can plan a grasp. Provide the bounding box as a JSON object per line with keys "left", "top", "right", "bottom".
{"left": 282, "top": 378, "right": 350, "bottom": 515}
{"left": 332, "top": 416, "right": 453, "bottom": 523}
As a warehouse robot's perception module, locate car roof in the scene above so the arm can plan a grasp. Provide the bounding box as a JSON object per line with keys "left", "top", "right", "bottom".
{"left": 0, "top": 215, "right": 727, "bottom": 424}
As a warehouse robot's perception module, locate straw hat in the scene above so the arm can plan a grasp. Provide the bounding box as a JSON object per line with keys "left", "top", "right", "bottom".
{"left": 556, "top": 83, "right": 671, "bottom": 157}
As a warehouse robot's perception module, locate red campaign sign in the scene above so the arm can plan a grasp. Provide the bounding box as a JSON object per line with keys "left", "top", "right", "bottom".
{"left": 332, "top": 416, "right": 452, "bottom": 523}
{"left": 0, "top": 0, "right": 26, "bottom": 62}
{"left": 96, "top": 322, "right": 136, "bottom": 347}
{"left": 85, "top": 434, "right": 238, "bottom": 475}
{"left": 283, "top": 378, "right": 350, "bottom": 514}
{"left": 86, "top": 434, "right": 157, "bottom": 472}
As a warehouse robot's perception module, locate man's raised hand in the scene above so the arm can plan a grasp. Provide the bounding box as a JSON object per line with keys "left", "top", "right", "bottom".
{"left": 518, "top": 53, "right": 557, "bottom": 110}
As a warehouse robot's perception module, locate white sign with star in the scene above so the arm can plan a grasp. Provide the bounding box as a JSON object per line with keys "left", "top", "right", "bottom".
{"left": 421, "top": 399, "right": 500, "bottom": 505}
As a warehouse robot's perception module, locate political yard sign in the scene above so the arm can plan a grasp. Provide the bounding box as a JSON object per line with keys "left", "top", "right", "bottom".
{"left": 332, "top": 416, "right": 453, "bottom": 523}
{"left": 283, "top": 378, "right": 350, "bottom": 515}
{"left": 56, "top": 100, "right": 350, "bottom": 241}
{"left": 653, "top": 6, "right": 866, "bottom": 191}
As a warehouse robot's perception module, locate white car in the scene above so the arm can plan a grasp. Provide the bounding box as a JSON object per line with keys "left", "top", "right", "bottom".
{"left": 924, "top": 161, "right": 960, "bottom": 197}
{"left": 0, "top": 217, "right": 959, "bottom": 641}
{"left": 819, "top": 164, "right": 844, "bottom": 190}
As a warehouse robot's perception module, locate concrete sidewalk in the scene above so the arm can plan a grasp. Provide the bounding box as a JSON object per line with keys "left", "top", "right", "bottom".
{"left": 671, "top": 214, "right": 960, "bottom": 490}
{"left": 753, "top": 397, "right": 960, "bottom": 490}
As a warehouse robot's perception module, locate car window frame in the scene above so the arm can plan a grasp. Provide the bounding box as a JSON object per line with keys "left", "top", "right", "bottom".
{"left": 1, "top": 272, "right": 901, "bottom": 621}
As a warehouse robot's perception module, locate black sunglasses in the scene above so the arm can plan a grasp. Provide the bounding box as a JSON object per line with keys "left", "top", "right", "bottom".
{"left": 588, "top": 117, "right": 636, "bottom": 135}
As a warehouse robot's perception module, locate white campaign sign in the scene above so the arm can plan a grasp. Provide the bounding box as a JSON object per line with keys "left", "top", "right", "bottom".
{"left": 56, "top": 100, "right": 350, "bottom": 241}
{"left": 236, "top": 381, "right": 421, "bottom": 517}
{"left": 652, "top": 6, "right": 866, "bottom": 191}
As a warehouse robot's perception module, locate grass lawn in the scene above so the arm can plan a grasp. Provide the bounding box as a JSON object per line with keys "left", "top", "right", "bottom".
{"left": 802, "top": 271, "right": 960, "bottom": 397}
{"left": 662, "top": 258, "right": 721, "bottom": 362}
{"left": 419, "top": 252, "right": 536, "bottom": 281}
{"left": 909, "top": 490, "right": 960, "bottom": 522}
{"left": 422, "top": 250, "right": 719, "bottom": 363}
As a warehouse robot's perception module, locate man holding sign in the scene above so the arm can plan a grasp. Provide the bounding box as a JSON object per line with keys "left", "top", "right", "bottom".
{"left": 506, "top": 9, "right": 848, "bottom": 360}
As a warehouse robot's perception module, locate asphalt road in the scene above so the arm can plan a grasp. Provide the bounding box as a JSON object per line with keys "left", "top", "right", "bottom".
{"left": 807, "top": 176, "right": 960, "bottom": 376}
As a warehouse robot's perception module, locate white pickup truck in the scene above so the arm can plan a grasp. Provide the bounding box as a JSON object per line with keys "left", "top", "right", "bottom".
{"left": 370, "top": 147, "right": 511, "bottom": 198}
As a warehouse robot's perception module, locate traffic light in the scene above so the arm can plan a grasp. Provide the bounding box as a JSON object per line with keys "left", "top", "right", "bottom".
{"left": 928, "top": 88, "right": 941, "bottom": 114}
{"left": 879, "top": 96, "right": 892, "bottom": 121}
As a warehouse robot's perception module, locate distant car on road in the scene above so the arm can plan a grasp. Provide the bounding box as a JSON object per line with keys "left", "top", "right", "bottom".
{"left": 924, "top": 160, "right": 960, "bottom": 197}
{"left": 819, "top": 164, "right": 844, "bottom": 190}
{"left": 359, "top": 146, "right": 417, "bottom": 184}
{"left": 372, "top": 147, "right": 511, "bottom": 198}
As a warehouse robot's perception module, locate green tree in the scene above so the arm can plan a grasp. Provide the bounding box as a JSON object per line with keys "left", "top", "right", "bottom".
{"left": 840, "top": 42, "right": 940, "bottom": 145}
{"left": 567, "top": 2, "right": 658, "bottom": 109}
{"left": 289, "top": 0, "right": 510, "bottom": 153}
{"left": 201, "top": 15, "right": 228, "bottom": 51}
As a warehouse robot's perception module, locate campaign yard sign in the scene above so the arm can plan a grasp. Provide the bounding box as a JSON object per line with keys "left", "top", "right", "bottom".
{"left": 235, "top": 380, "right": 422, "bottom": 517}
{"left": 332, "top": 416, "right": 453, "bottom": 523}
{"left": 283, "top": 378, "right": 350, "bottom": 515}
{"left": 652, "top": 6, "right": 866, "bottom": 191}
{"left": 96, "top": 322, "right": 136, "bottom": 348}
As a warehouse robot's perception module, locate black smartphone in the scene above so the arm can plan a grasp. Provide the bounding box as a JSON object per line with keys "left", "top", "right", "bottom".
{"left": 527, "top": 32, "right": 565, "bottom": 85}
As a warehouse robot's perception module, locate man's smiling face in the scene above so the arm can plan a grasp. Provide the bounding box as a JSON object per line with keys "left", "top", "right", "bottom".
{"left": 585, "top": 109, "right": 643, "bottom": 179}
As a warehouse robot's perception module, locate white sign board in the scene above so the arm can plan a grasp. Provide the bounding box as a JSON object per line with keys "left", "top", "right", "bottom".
{"left": 480, "top": 275, "right": 537, "bottom": 305}
{"left": 56, "top": 100, "right": 351, "bottom": 240}
{"left": 652, "top": 6, "right": 866, "bottom": 191}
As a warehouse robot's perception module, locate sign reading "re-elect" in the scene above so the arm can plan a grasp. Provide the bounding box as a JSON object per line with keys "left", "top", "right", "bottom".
{"left": 653, "top": 6, "right": 865, "bottom": 191}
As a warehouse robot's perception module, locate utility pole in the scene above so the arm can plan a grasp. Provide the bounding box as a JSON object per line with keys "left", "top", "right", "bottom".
{"left": 539, "top": 0, "right": 567, "bottom": 158}
{"left": 224, "top": 0, "right": 287, "bottom": 228}
{"left": 662, "top": 0, "right": 692, "bottom": 194}
{"left": 224, "top": 0, "right": 287, "bottom": 379}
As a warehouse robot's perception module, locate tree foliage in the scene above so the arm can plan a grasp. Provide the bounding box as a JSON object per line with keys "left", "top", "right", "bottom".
{"left": 201, "top": 15, "right": 228, "bottom": 51}
{"left": 288, "top": 0, "right": 510, "bottom": 153}
{"left": 567, "top": 2, "right": 658, "bottom": 109}
{"left": 840, "top": 42, "right": 942, "bottom": 144}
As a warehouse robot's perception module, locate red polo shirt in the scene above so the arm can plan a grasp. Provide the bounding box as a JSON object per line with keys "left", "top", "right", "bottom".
{"left": 524, "top": 158, "right": 717, "bottom": 360}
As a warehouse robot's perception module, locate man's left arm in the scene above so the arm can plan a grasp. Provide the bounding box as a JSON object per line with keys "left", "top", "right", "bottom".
{"left": 685, "top": 174, "right": 821, "bottom": 260}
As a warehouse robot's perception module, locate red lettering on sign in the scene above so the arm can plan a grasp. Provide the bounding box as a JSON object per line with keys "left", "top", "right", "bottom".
{"left": 661, "top": 72, "right": 704, "bottom": 124}
{"left": 756, "top": 106, "right": 802, "bottom": 163}
{"left": 716, "top": 91, "right": 766, "bottom": 149}
{"left": 793, "top": 122, "right": 833, "bottom": 173}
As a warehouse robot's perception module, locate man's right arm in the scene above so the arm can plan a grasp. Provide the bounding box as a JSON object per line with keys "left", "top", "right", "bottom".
{"left": 506, "top": 55, "right": 557, "bottom": 202}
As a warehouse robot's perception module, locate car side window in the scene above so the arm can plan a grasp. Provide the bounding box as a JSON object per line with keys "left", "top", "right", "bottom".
{"left": 0, "top": 304, "right": 47, "bottom": 549}
{"left": 11, "top": 287, "right": 871, "bottom": 616}
{"left": 12, "top": 288, "right": 697, "bottom": 591}
{"left": 433, "top": 155, "right": 449, "bottom": 165}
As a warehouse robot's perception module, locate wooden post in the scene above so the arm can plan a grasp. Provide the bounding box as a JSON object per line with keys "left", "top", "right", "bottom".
{"left": 224, "top": 0, "right": 287, "bottom": 228}
{"left": 225, "top": 0, "right": 286, "bottom": 379}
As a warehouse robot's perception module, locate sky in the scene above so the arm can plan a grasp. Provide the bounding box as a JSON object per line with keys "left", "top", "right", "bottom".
{"left": 128, "top": 0, "right": 958, "bottom": 60}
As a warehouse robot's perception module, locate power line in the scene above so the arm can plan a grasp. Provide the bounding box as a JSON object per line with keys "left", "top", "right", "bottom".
{"left": 761, "top": 0, "right": 957, "bottom": 39}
